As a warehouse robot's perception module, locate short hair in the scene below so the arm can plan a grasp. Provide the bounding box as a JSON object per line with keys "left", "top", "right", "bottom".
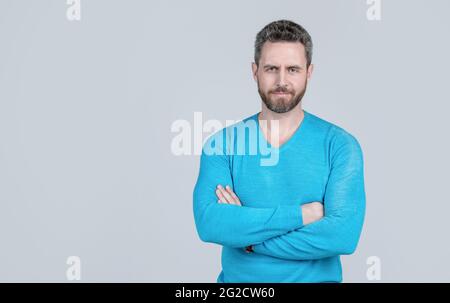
{"left": 254, "top": 20, "right": 313, "bottom": 67}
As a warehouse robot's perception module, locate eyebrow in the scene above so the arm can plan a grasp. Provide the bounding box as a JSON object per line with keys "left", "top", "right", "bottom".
{"left": 263, "top": 64, "right": 303, "bottom": 70}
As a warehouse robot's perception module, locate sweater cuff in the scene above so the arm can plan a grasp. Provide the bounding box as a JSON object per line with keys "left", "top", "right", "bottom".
{"left": 252, "top": 204, "right": 303, "bottom": 254}
{"left": 284, "top": 203, "right": 304, "bottom": 229}
{"left": 270, "top": 203, "right": 304, "bottom": 231}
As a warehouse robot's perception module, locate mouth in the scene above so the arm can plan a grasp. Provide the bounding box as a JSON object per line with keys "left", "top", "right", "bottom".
{"left": 272, "top": 92, "right": 290, "bottom": 95}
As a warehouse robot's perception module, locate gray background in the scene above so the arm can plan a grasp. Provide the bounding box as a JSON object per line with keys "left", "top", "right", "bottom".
{"left": 0, "top": 0, "right": 449, "bottom": 282}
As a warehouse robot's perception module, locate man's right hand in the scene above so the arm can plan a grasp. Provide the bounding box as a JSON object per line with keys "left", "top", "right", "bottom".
{"left": 301, "top": 202, "right": 324, "bottom": 225}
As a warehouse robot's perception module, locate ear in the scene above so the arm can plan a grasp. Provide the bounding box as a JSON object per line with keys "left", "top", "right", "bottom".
{"left": 251, "top": 62, "right": 258, "bottom": 81}
{"left": 306, "top": 63, "right": 314, "bottom": 80}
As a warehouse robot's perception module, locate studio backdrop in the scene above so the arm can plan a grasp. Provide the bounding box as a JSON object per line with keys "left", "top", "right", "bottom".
{"left": 0, "top": 0, "right": 449, "bottom": 282}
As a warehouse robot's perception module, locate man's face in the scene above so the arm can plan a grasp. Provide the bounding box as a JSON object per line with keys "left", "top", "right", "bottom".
{"left": 252, "top": 41, "right": 313, "bottom": 114}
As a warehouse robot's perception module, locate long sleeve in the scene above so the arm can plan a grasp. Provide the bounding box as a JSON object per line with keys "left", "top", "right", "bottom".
{"left": 252, "top": 131, "right": 366, "bottom": 260}
{"left": 193, "top": 131, "right": 304, "bottom": 248}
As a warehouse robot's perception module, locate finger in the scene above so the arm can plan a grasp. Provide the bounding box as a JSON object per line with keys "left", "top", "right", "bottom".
{"left": 215, "top": 188, "right": 227, "bottom": 203}
{"left": 225, "top": 185, "right": 241, "bottom": 206}
{"left": 218, "top": 187, "right": 234, "bottom": 204}
{"left": 218, "top": 185, "right": 237, "bottom": 205}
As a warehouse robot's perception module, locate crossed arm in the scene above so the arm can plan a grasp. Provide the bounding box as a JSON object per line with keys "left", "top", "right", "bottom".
{"left": 193, "top": 151, "right": 307, "bottom": 248}
{"left": 215, "top": 185, "right": 324, "bottom": 253}
{"left": 193, "top": 133, "right": 366, "bottom": 260}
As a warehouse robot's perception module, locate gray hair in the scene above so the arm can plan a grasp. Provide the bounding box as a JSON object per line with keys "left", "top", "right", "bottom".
{"left": 254, "top": 20, "right": 313, "bottom": 67}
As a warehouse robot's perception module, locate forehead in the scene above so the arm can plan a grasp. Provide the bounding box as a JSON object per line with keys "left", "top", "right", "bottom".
{"left": 259, "top": 41, "right": 306, "bottom": 65}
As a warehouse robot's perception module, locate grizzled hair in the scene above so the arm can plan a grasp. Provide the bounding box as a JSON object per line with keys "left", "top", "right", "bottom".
{"left": 254, "top": 20, "right": 313, "bottom": 67}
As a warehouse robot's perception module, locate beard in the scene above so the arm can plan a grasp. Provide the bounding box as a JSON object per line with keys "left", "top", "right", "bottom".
{"left": 257, "top": 79, "right": 307, "bottom": 114}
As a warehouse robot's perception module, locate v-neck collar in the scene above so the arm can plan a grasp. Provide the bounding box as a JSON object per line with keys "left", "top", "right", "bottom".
{"left": 254, "top": 109, "right": 309, "bottom": 153}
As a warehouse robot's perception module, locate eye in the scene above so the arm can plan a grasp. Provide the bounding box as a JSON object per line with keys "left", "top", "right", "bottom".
{"left": 289, "top": 68, "right": 299, "bottom": 73}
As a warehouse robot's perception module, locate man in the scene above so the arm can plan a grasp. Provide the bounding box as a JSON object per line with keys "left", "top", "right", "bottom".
{"left": 193, "top": 20, "right": 366, "bottom": 283}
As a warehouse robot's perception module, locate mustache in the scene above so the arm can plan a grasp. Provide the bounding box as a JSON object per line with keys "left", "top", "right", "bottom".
{"left": 271, "top": 88, "right": 292, "bottom": 94}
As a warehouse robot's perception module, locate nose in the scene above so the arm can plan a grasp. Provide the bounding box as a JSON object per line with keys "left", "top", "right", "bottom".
{"left": 277, "top": 69, "right": 288, "bottom": 87}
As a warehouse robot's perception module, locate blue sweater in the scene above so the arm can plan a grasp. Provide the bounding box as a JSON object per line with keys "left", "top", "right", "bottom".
{"left": 193, "top": 110, "right": 366, "bottom": 283}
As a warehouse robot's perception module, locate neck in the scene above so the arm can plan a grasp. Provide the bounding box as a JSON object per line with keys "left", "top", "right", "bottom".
{"left": 259, "top": 103, "right": 304, "bottom": 132}
{"left": 258, "top": 103, "right": 305, "bottom": 147}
